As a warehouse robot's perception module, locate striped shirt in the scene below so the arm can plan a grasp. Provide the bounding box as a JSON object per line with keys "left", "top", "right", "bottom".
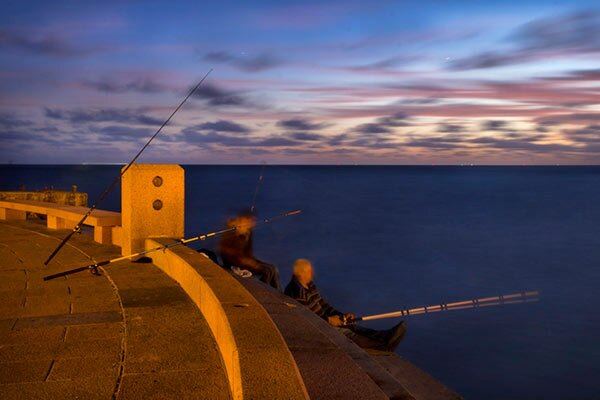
{"left": 285, "top": 278, "right": 342, "bottom": 320}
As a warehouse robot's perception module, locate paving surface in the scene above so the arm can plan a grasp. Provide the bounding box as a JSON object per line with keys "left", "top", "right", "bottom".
{"left": 0, "top": 219, "right": 230, "bottom": 399}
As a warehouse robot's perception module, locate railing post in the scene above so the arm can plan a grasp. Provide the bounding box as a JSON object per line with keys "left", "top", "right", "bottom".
{"left": 120, "top": 164, "right": 185, "bottom": 256}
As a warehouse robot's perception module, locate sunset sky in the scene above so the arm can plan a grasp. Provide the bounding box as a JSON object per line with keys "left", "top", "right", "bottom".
{"left": 1, "top": 0, "right": 599, "bottom": 164}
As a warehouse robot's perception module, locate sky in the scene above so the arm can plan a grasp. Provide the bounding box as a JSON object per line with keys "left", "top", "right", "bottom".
{"left": 1, "top": 0, "right": 599, "bottom": 165}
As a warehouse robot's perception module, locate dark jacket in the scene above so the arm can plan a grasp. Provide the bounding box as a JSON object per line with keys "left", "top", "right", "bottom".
{"left": 284, "top": 277, "right": 342, "bottom": 320}
{"left": 218, "top": 230, "right": 254, "bottom": 268}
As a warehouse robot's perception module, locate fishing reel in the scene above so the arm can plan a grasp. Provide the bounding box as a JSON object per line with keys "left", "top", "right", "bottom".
{"left": 340, "top": 314, "right": 358, "bottom": 326}
{"left": 89, "top": 264, "right": 102, "bottom": 276}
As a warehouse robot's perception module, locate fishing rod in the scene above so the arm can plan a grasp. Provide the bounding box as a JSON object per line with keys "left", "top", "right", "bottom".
{"left": 43, "top": 69, "right": 213, "bottom": 266}
{"left": 345, "top": 291, "right": 539, "bottom": 324}
{"left": 250, "top": 162, "right": 266, "bottom": 213}
{"left": 43, "top": 209, "right": 301, "bottom": 281}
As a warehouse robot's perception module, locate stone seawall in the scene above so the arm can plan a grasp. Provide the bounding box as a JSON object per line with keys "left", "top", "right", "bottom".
{"left": 0, "top": 190, "right": 88, "bottom": 207}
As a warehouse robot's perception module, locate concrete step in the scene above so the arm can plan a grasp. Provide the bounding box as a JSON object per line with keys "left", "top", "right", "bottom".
{"left": 368, "top": 351, "right": 463, "bottom": 400}
{"left": 239, "top": 277, "right": 463, "bottom": 400}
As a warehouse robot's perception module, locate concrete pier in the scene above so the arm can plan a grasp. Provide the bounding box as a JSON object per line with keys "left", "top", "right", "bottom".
{"left": 0, "top": 218, "right": 462, "bottom": 399}
{"left": 0, "top": 164, "right": 461, "bottom": 399}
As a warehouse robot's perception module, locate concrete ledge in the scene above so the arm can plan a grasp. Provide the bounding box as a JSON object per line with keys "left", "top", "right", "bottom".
{"left": 0, "top": 200, "right": 120, "bottom": 245}
{"left": 145, "top": 238, "right": 309, "bottom": 400}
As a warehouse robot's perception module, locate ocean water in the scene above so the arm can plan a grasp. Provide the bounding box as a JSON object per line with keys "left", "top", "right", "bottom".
{"left": 1, "top": 165, "right": 599, "bottom": 399}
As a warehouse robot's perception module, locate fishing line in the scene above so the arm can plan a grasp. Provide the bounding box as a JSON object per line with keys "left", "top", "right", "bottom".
{"left": 250, "top": 162, "right": 266, "bottom": 213}
{"left": 44, "top": 69, "right": 213, "bottom": 266}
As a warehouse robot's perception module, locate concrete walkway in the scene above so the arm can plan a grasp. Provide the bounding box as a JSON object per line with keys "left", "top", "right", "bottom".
{"left": 0, "top": 219, "right": 230, "bottom": 399}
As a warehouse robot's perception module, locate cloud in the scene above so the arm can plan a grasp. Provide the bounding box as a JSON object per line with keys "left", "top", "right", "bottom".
{"left": 343, "top": 55, "right": 421, "bottom": 72}
{"left": 562, "top": 125, "right": 600, "bottom": 145}
{"left": 182, "top": 129, "right": 299, "bottom": 148}
{"left": 514, "top": 10, "right": 600, "bottom": 53}
{"left": 193, "top": 84, "right": 247, "bottom": 107}
{"left": 94, "top": 125, "right": 152, "bottom": 140}
{"left": 535, "top": 113, "right": 600, "bottom": 126}
{"left": 277, "top": 118, "right": 327, "bottom": 131}
{"left": 0, "top": 29, "right": 102, "bottom": 57}
{"left": 401, "top": 131, "right": 592, "bottom": 154}
{"left": 438, "top": 123, "right": 466, "bottom": 133}
{"left": 45, "top": 108, "right": 164, "bottom": 126}
{"left": 289, "top": 132, "right": 323, "bottom": 141}
{"left": 204, "top": 51, "right": 283, "bottom": 72}
{"left": 447, "top": 52, "right": 524, "bottom": 70}
{"left": 354, "top": 123, "right": 392, "bottom": 135}
{"left": 82, "top": 78, "right": 170, "bottom": 94}
{"left": 191, "top": 120, "right": 252, "bottom": 133}
{"left": 353, "top": 112, "right": 411, "bottom": 135}
{"left": 0, "top": 114, "right": 33, "bottom": 129}
{"left": 540, "top": 68, "right": 600, "bottom": 82}
{"left": 482, "top": 120, "right": 510, "bottom": 131}
{"left": 448, "top": 10, "right": 600, "bottom": 70}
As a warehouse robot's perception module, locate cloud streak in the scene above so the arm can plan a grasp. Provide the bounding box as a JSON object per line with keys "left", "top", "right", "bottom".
{"left": 204, "top": 51, "right": 284, "bottom": 72}
{"left": 45, "top": 108, "right": 164, "bottom": 126}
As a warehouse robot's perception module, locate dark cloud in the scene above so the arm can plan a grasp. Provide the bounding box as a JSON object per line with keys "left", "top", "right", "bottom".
{"left": 482, "top": 120, "right": 509, "bottom": 131}
{"left": 258, "top": 137, "right": 298, "bottom": 147}
{"left": 345, "top": 137, "right": 399, "bottom": 149}
{"left": 403, "top": 134, "right": 471, "bottom": 151}
{"left": 447, "top": 52, "right": 523, "bottom": 70}
{"left": 45, "top": 108, "right": 164, "bottom": 126}
{"left": 345, "top": 55, "right": 420, "bottom": 71}
{"left": 277, "top": 118, "right": 327, "bottom": 131}
{"left": 0, "top": 126, "right": 69, "bottom": 145}
{"left": 353, "top": 112, "right": 411, "bottom": 135}
{"left": 95, "top": 125, "right": 152, "bottom": 140}
{"left": 193, "top": 84, "right": 247, "bottom": 107}
{"left": 204, "top": 51, "right": 283, "bottom": 72}
{"left": 535, "top": 113, "right": 600, "bottom": 126}
{"left": 540, "top": 68, "right": 600, "bottom": 82}
{"left": 354, "top": 123, "right": 392, "bottom": 135}
{"left": 0, "top": 30, "right": 101, "bottom": 57}
{"left": 191, "top": 120, "right": 251, "bottom": 133}
{"left": 438, "top": 123, "right": 466, "bottom": 133}
{"left": 469, "top": 136, "right": 579, "bottom": 153}
{"left": 376, "top": 112, "right": 411, "bottom": 127}
{"left": 397, "top": 97, "right": 440, "bottom": 105}
{"left": 290, "top": 132, "right": 322, "bottom": 141}
{"left": 0, "top": 114, "right": 33, "bottom": 129}
{"left": 562, "top": 125, "right": 600, "bottom": 145}
{"left": 514, "top": 10, "right": 600, "bottom": 53}
{"left": 82, "top": 79, "right": 169, "bottom": 94}
{"left": 182, "top": 129, "right": 299, "bottom": 148}
{"left": 327, "top": 134, "right": 349, "bottom": 146}
{"left": 448, "top": 10, "right": 600, "bottom": 70}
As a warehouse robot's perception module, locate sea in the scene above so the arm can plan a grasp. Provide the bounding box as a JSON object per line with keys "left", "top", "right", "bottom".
{"left": 1, "top": 165, "right": 599, "bottom": 400}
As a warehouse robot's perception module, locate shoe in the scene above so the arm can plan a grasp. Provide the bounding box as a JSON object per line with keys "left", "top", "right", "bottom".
{"left": 385, "top": 321, "right": 407, "bottom": 352}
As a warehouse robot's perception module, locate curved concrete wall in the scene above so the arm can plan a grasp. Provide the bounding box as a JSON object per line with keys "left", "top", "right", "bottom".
{"left": 145, "top": 238, "right": 309, "bottom": 400}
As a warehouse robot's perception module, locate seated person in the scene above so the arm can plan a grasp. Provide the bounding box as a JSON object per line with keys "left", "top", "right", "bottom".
{"left": 218, "top": 209, "right": 281, "bottom": 290}
{"left": 285, "top": 259, "right": 406, "bottom": 352}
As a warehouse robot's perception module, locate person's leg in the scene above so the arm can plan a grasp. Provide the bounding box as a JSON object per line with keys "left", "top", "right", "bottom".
{"left": 255, "top": 260, "right": 282, "bottom": 291}
{"left": 338, "top": 325, "right": 387, "bottom": 350}
{"left": 197, "top": 248, "right": 220, "bottom": 266}
{"left": 339, "top": 322, "right": 407, "bottom": 351}
{"left": 385, "top": 321, "right": 407, "bottom": 352}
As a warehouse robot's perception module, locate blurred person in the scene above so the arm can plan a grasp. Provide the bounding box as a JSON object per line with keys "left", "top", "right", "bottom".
{"left": 218, "top": 209, "right": 281, "bottom": 290}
